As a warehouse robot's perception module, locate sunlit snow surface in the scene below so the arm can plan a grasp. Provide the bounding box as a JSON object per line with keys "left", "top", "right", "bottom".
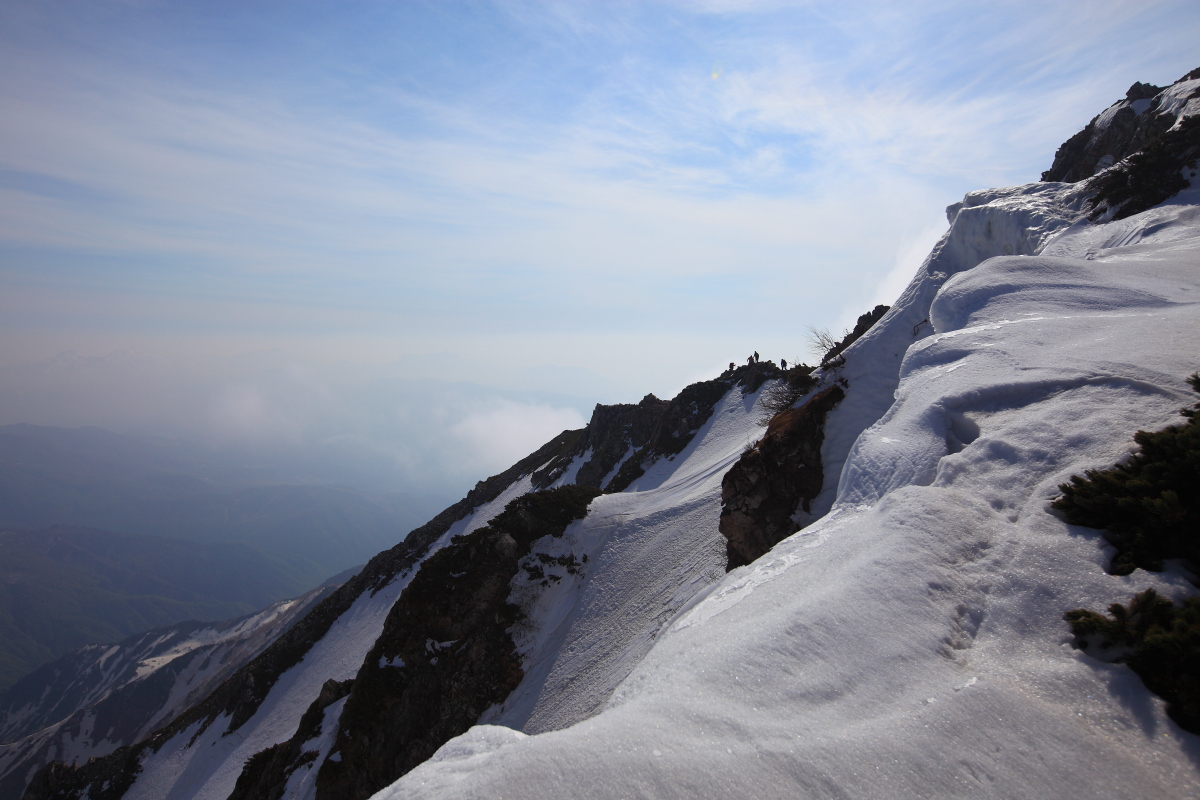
{"left": 378, "top": 185, "right": 1200, "bottom": 799}
{"left": 487, "top": 386, "right": 764, "bottom": 733}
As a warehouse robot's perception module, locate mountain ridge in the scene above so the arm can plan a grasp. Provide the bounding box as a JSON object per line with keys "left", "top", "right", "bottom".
{"left": 20, "top": 67, "right": 1200, "bottom": 800}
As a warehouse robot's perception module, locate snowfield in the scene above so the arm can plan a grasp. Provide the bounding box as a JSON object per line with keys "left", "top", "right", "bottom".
{"left": 0, "top": 588, "right": 330, "bottom": 800}
{"left": 376, "top": 184, "right": 1200, "bottom": 799}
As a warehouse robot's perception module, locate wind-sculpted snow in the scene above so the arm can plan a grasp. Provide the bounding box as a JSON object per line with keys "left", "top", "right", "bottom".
{"left": 375, "top": 184, "right": 1200, "bottom": 798}
{"left": 488, "top": 385, "right": 766, "bottom": 734}
{"left": 804, "top": 179, "right": 1090, "bottom": 526}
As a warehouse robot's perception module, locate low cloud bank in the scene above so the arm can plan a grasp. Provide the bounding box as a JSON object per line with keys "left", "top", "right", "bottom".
{"left": 0, "top": 350, "right": 597, "bottom": 501}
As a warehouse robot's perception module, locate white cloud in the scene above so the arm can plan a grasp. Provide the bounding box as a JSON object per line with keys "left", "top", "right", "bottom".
{"left": 871, "top": 221, "right": 950, "bottom": 310}
{"left": 451, "top": 401, "right": 587, "bottom": 475}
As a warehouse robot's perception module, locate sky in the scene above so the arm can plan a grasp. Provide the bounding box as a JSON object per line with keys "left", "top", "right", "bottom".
{"left": 1, "top": 0, "right": 1199, "bottom": 497}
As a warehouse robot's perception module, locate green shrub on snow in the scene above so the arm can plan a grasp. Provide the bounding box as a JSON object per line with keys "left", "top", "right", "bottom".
{"left": 1052, "top": 374, "right": 1200, "bottom": 576}
{"left": 1065, "top": 589, "right": 1200, "bottom": 733}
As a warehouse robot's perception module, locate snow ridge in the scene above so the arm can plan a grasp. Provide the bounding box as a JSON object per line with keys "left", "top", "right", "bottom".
{"left": 378, "top": 184, "right": 1200, "bottom": 799}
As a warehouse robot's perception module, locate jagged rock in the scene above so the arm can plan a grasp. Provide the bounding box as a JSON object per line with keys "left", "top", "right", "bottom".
{"left": 227, "top": 678, "right": 354, "bottom": 800}
{"left": 720, "top": 384, "right": 845, "bottom": 569}
{"left": 533, "top": 395, "right": 667, "bottom": 490}
{"left": 1087, "top": 114, "right": 1200, "bottom": 220}
{"left": 535, "top": 366, "right": 775, "bottom": 496}
{"left": 1042, "top": 70, "right": 1200, "bottom": 183}
{"left": 21, "top": 746, "right": 141, "bottom": 800}
{"left": 308, "top": 485, "right": 602, "bottom": 800}
{"left": 821, "top": 305, "right": 890, "bottom": 367}
{"left": 733, "top": 359, "right": 778, "bottom": 394}
{"left": 1125, "top": 81, "right": 1163, "bottom": 102}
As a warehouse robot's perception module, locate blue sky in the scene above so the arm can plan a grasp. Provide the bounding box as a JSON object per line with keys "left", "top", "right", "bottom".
{"left": 2, "top": 1, "right": 1199, "bottom": 486}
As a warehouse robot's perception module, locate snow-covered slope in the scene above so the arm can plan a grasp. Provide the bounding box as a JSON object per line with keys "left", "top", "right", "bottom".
{"left": 804, "top": 179, "right": 1092, "bottom": 527}
{"left": 487, "top": 385, "right": 765, "bottom": 734}
{"left": 376, "top": 185, "right": 1200, "bottom": 800}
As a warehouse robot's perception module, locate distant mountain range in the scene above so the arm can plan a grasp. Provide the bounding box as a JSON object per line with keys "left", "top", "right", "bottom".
{"left": 0, "top": 578, "right": 347, "bottom": 800}
{"left": 0, "top": 525, "right": 338, "bottom": 692}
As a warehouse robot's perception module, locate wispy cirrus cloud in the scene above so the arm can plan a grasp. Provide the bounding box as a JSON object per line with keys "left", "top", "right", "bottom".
{"left": 1, "top": 0, "right": 1198, "bottom": 403}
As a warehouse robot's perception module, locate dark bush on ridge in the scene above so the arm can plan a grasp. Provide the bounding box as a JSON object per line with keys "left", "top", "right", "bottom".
{"left": 1058, "top": 374, "right": 1200, "bottom": 732}
{"left": 758, "top": 363, "right": 818, "bottom": 423}
{"left": 1052, "top": 374, "right": 1200, "bottom": 576}
{"left": 1065, "top": 589, "right": 1200, "bottom": 733}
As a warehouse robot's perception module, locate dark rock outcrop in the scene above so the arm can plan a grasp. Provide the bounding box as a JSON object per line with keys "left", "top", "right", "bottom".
{"left": 308, "top": 485, "right": 602, "bottom": 800}
{"left": 1042, "top": 70, "right": 1200, "bottom": 185}
{"left": 227, "top": 678, "right": 354, "bottom": 800}
{"left": 534, "top": 364, "right": 776, "bottom": 496}
{"left": 21, "top": 746, "right": 142, "bottom": 800}
{"left": 820, "top": 305, "right": 890, "bottom": 367}
{"left": 720, "top": 384, "right": 845, "bottom": 570}
{"left": 532, "top": 396, "right": 667, "bottom": 490}
{"left": 1042, "top": 82, "right": 1170, "bottom": 183}
{"left": 1087, "top": 113, "right": 1200, "bottom": 220}
{"left": 606, "top": 365, "right": 779, "bottom": 493}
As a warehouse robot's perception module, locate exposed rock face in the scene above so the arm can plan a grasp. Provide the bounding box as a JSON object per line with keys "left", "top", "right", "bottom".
{"left": 1088, "top": 113, "right": 1200, "bottom": 221}
{"left": 720, "top": 384, "right": 845, "bottom": 570}
{"left": 730, "top": 359, "right": 778, "bottom": 394}
{"left": 227, "top": 678, "right": 354, "bottom": 800}
{"left": 533, "top": 395, "right": 667, "bottom": 490}
{"left": 607, "top": 366, "right": 776, "bottom": 492}
{"left": 22, "top": 746, "right": 141, "bottom": 800}
{"left": 534, "top": 363, "right": 776, "bottom": 495}
{"left": 308, "top": 485, "right": 602, "bottom": 800}
{"left": 1042, "top": 70, "right": 1200, "bottom": 184}
{"left": 820, "top": 305, "right": 890, "bottom": 367}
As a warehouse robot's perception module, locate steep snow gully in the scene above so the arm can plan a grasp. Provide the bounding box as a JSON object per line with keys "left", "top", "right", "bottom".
{"left": 22, "top": 71, "right": 1200, "bottom": 800}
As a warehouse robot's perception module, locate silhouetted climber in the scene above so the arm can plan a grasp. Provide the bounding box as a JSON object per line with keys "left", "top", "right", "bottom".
{"left": 781, "top": 359, "right": 787, "bottom": 370}
{"left": 729, "top": 362, "right": 735, "bottom": 371}
{"left": 754, "top": 351, "right": 759, "bottom": 362}
{"left": 747, "top": 356, "right": 754, "bottom": 366}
